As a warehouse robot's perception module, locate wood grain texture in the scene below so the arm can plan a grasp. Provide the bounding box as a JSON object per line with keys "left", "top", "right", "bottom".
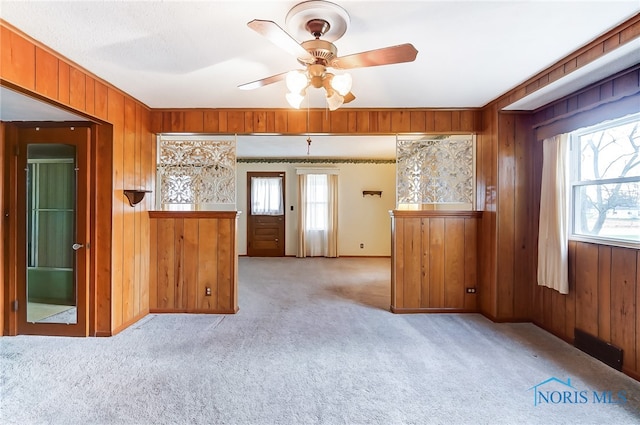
{"left": 149, "top": 108, "right": 481, "bottom": 134}
{"left": 390, "top": 211, "right": 480, "bottom": 312}
{"left": 149, "top": 214, "right": 239, "bottom": 313}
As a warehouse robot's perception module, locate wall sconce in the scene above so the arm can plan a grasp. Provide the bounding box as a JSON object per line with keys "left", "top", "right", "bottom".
{"left": 123, "top": 190, "right": 152, "bottom": 207}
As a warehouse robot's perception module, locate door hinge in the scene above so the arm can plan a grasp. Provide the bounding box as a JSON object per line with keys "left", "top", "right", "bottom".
{"left": 12, "top": 300, "right": 18, "bottom": 311}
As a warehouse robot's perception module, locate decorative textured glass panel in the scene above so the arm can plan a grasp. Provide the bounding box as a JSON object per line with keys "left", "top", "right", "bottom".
{"left": 157, "top": 138, "right": 236, "bottom": 208}
{"left": 396, "top": 137, "right": 474, "bottom": 205}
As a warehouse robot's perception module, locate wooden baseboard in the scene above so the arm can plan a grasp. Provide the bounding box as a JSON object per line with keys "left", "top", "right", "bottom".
{"left": 149, "top": 307, "right": 239, "bottom": 314}
{"left": 97, "top": 310, "right": 149, "bottom": 337}
{"left": 390, "top": 306, "right": 477, "bottom": 314}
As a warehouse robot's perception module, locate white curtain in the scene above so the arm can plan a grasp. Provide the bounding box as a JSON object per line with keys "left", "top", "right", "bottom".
{"left": 251, "top": 177, "right": 284, "bottom": 215}
{"left": 537, "top": 133, "right": 569, "bottom": 294}
{"left": 296, "top": 172, "right": 338, "bottom": 258}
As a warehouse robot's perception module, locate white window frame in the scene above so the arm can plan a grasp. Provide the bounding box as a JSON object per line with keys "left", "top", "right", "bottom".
{"left": 569, "top": 112, "right": 640, "bottom": 248}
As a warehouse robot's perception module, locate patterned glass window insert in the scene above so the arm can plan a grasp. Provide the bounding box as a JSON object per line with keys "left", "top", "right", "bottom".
{"left": 396, "top": 137, "right": 474, "bottom": 205}
{"left": 157, "top": 138, "right": 236, "bottom": 208}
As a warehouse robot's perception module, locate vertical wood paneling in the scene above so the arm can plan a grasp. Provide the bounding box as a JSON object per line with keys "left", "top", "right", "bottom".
{"left": 69, "top": 66, "right": 86, "bottom": 111}
{"left": 148, "top": 213, "right": 238, "bottom": 313}
{"left": 597, "top": 245, "right": 612, "bottom": 341}
{"left": 85, "top": 76, "right": 95, "bottom": 116}
{"left": 217, "top": 219, "right": 233, "bottom": 310}
{"left": 156, "top": 219, "right": 175, "bottom": 309}
{"left": 149, "top": 219, "right": 158, "bottom": 310}
{"left": 610, "top": 247, "right": 637, "bottom": 373}
{"left": 575, "top": 242, "right": 599, "bottom": 336}
{"left": 94, "top": 81, "right": 108, "bottom": 120}
{"left": 58, "top": 61, "right": 70, "bottom": 104}
{"left": 173, "top": 218, "right": 184, "bottom": 309}
{"left": 393, "top": 218, "right": 405, "bottom": 309}
{"left": 34, "top": 47, "right": 58, "bottom": 99}
{"left": 2, "top": 23, "right": 153, "bottom": 337}
{"left": 122, "top": 98, "right": 136, "bottom": 323}
{"left": 183, "top": 219, "right": 199, "bottom": 310}
{"left": 403, "top": 218, "right": 421, "bottom": 309}
{"left": 565, "top": 241, "right": 577, "bottom": 338}
{"left": 0, "top": 26, "right": 35, "bottom": 89}
{"left": 428, "top": 218, "right": 445, "bottom": 308}
{"left": 0, "top": 123, "right": 4, "bottom": 334}
{"left": 497, "top": 113, "right": 515, "bottom": 318}
{"left": 108, "top": 88, "right": 125, "bottom": 329}
{"left": 184, "top": 111, "right": 204, "bottom": 132}
{"left": 198, "top": 218, "right": 218, "bottom": 310}
{"left": 391, "top": 212, "right": 480, "bottom": 312}
{"left": 420, "top": 218, "right": 430, "bottom": 308}
{"left": 464, "top": 218, "right": 478, "bottom": 310}
{"left": 444, "top": 218, "right": 464, "bottom": 308}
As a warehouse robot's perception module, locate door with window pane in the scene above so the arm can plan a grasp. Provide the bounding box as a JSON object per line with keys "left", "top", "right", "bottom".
{"left": 247, "top": 172, "right": 285, "bottom": 256}
{"left": 17, "top": 126, "right": 90, "bottom": 336}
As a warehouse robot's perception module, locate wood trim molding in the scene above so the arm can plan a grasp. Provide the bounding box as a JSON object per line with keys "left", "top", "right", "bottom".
{"left": 490, "top": 13, "right": 640, "bottom": 110}
{"left": 390, "top": 210, "right": 482, "bottom": 218}
{"left": 148, "top": 211, "right": 240, "bottom": 219}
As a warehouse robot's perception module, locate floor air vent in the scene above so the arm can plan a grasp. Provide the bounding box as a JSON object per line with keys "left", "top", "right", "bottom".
{"left": 574, "top": 328, "right": 622, "bottom": 371}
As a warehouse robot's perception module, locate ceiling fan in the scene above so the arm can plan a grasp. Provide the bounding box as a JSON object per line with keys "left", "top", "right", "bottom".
{"left": 238, "top": 0, "right": 419, "bottom": 110}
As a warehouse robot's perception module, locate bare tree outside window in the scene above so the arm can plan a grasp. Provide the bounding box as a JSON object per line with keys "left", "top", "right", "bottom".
{"left": 572, "top": 114, "right": 640, "bottom": 242}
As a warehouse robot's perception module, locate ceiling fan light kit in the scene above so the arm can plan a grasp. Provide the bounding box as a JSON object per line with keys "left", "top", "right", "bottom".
{"left": 239, "top": 0, "right": 418, "bottom": 111}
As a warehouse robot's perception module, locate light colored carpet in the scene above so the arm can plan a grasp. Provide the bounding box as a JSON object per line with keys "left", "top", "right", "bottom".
{"left": 2, "top": 257, "right": 640, "bottom": 424}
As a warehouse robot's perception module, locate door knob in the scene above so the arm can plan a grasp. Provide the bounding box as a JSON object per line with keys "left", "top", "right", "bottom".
{"left": 72, "top": 243, "right": 84, "bottom": 251}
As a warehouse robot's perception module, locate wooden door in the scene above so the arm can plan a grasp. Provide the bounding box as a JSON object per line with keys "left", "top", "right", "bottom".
{"left": 16, "top": 126, "right": 91, "bottom": 336}
{"left": 247, "top": 172, "right": 285, "bottom": 257}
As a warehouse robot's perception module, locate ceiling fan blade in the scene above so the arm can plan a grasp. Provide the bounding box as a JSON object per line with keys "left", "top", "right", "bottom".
{"left": 247, "top": 19, "right": 314, "bottom": 64}
{"left": 330, "top": 43, "right": 418, "bottom": 69}
{"left": 238, "top": 71, "right": 288, "bottom": 90}
{"left": 343, "top": 92, "right": 356, "bottom": 104}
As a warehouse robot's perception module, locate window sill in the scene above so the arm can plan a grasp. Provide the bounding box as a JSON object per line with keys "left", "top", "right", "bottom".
{"left": 570, "top": 235, "right": 640, "bottom": 250}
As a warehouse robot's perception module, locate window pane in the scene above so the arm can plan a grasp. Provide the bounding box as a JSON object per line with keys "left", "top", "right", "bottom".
{"left": 251, "top": 177, "right": 283, "bottom": 215}
{"left": 577, "top": 119, "right": 640, "bottom": 181}
{"left": 573, "top": 182, "right": 640, "bottom": 242}
{"left": 305, "top": 174, "right": 328, "bottom": 231}
{"left": 570, "top": 114, "right": 640, "bottom": 244}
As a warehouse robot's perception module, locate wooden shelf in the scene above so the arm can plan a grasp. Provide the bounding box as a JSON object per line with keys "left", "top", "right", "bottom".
{"left": 362, "top": 190, "right": 382, "bottom": 197}
{"left": 123, "top": 190, "right": 152, "bottom": 207}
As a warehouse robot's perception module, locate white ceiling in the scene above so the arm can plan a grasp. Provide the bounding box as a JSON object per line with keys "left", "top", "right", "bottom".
{"left": 1, "top": 1, "right": 638, "bottom": 158}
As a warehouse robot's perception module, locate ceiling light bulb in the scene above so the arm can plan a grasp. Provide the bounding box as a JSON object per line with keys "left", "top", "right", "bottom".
{"left": 286, "top": 70, "right": 308, "bottom": 93}
{"left": 286, "top": 91, "right": 305, "bottom": 109}
{"left": 326, "top": 91, "right": 344, "bottom": 111}
{"left": 331, "top": 73, "right": 352, "bottom": 96}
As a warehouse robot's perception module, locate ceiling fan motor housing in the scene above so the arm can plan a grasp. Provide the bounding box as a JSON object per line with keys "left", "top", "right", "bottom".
{"left": 301, "top": 39, "right": 337, "bottom": 65}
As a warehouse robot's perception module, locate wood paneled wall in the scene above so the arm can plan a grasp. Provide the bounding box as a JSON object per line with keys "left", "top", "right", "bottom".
{"left": 476, "top": 112, "right": 539, "bottom": 321}
{"left": 477, "top": 47, "right": 639, "bottom": 381}
{"left": 0, "top": 123, "right": 5, "bottom": 334}
{"left": 533, "top": 241, "right": 640, "bottom": 380}
{"left": 149, "top": 212, "right": 239, "bottom": 314}
{"left": 390, "top": 210, "right": 480, "bottom": 313}
{"left": 1, "top": 21, "right": 154, "bottom": 336}
{"left": 149, "top": 108, "right": 481, "bottom": 134}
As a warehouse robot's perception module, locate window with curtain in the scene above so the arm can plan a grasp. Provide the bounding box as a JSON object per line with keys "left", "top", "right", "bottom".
{"left": 570, "top": 113, "right": 640, "bottom": 244}
{"left": 251, "top": 177, "right": 284, "bottom": 215}
{"left": 305, "top": 174, "right": 328, "bottom": 230}
{"left": 296, "top": 170, "right": 338, "bottom": 258}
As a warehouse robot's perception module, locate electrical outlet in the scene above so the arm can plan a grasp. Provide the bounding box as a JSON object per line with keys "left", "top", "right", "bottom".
{"left": 466, "top": 287, "right": 477, "bottom": 294}
{"left": 360, "top": 243, "right": 364, "bottom": 249}
{"left": 205, "top": 287, "right": 212, "bottom": 296}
